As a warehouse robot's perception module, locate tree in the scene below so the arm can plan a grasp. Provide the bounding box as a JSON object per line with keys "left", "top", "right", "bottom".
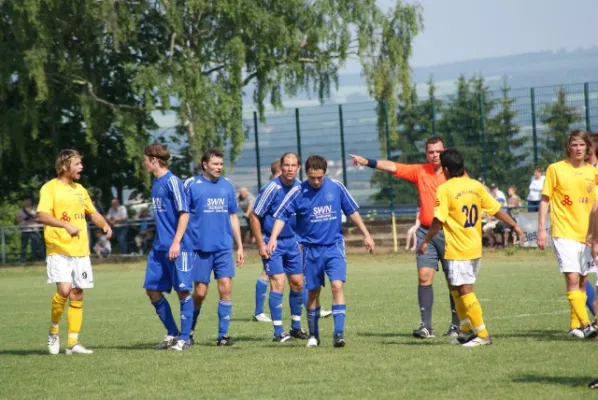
{"left": 1, "top": 0, "right": 424, "bottom": 205}
{"left": 540, "top": 87, "right": 582, "bottom": 164}
{"left": 484, "top": 78, "right": 528, "bottom": 190}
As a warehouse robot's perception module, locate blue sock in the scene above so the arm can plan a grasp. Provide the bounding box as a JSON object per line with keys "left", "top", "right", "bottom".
{"left": 179, "top": 295, "right": 193, "bottom": 342}
{"left": 332, "top": 304, "right": 346, "bottom": 336}
{"left": 255, "top": 278, "right": 269, "bottom": 315}
{"left": 586, "top": 280, "right": 596, "bottom": 317}
{"left": 289, "top": 290, "right": 303, "bottom": 330}
{"left": 307, "top": 307, "right": 320, "bottom": 339}
{"left": 218, "top": 300, "right": 232, "bottom": 340}
{"left": 152, "top": 296, "right": 179, "bottom": 337}
{"left": 269, "top": 291, "right": 284, "bottom": 337}
{"left": 303, "top": 285, "right": 309, "bottom": 312}
{"left": 191, "top": 303, "right": 202, "bottom": 332}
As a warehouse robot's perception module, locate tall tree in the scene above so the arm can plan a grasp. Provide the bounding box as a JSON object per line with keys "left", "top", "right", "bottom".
{"left": 540, "top": 87, "right": 582, "bottom": 164}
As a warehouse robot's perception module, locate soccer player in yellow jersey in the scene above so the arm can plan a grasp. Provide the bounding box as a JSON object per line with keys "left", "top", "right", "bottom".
{"left": 418, "top": 149, "right": 523, "bottom": 347}
{"left": 37, "top": 149, "right": 112, "bottom": 355}
{"left": 538, "top": 130, "right": 598, "bottom": 339}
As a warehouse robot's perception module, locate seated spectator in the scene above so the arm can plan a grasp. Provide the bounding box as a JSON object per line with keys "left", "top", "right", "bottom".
{"left": 527, "top": 167, "right": 544, "bottom": 212}
{"left": 489, "top": 183, "right": 506, "bottom": 205}
{"left": 93, "top": 229, "right": 112, "bottom": 259}
{"left": 134, "top": 208, "right": 154, "bottom": 255}
{"left": 504, "top": 185, "right": 523, "bottom": 246}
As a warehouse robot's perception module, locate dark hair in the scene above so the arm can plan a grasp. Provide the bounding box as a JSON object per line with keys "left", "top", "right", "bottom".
{"left": 440, "top": 149, "right": 465, "bottom": 177}
{"left": 144, "top": 143, "right": 170, "bottom": 167}
{"left": 279, "top": 152, "right": 301, "bottom": 166}
{"left": 200, "top": 148, "right": 224, "bottom": 170}
{"left": 425, "top": 137, "right": 445, "bottom": 151}
{"left": 533, "top": 165, "right": 542, "bottom": 173}
{"left": 304, "top": 155, "right": 327, "bottom": 173}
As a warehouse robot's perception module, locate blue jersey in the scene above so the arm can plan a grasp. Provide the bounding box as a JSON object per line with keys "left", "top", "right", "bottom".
{"left": 185, "top": 175, "right": 238, "bottom": 252}
{"left": 274, "top": 177, "right": 359, "bottom": 245}
{"left": 253, "top": 177, "right": 300, "bottom": 239}
{"left": 150, "top": 171, "right": 191, "bottom": 251}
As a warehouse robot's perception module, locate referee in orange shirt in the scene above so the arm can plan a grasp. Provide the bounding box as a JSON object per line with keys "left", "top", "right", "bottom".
{"left": 351, "top": 137, "right": 459, "bottom": 338}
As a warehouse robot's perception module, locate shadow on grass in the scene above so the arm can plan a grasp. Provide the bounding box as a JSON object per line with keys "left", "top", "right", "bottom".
{"left": 0, "top": 349, "right": 49, "bottom": 356}
{"left": 512, "top": 374, "right": 594, "bottom": 388}
{"left": 496, "top": 329, "right": 587, "bottom": 342}
{"left": 356, "top": 332, "right": 414, "bottom": 338}
{"left": 381, "top": 341, "right": 448, "bottom": 346}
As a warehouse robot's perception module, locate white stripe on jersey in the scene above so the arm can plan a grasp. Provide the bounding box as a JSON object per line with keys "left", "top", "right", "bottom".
{"left": 169, "top": 175, "right": 183, "bottom": 211}
{"left": 253, "top": 181, "right": 278, "bottom": 216}
{"left": 273, "top": 185, "right": 301, "bottom": 218}
{"left": 331, "top": 179, "right": 359, "bottom": 210}
{"left": 184, "top": 177, "right": 194, "bottom": 188}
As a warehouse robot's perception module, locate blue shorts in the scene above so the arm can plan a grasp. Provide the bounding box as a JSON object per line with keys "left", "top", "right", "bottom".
{"left": 143, "top": 250, "right": 194, "bottom": 293}
{"left": 262, "top": 236, "right": 303, "bottom": 276}
{"left": 303, "top": 241, "right": 346, "bottom": 290}
{"left": 192, "top": 250, "right": 235, "bottom": 283}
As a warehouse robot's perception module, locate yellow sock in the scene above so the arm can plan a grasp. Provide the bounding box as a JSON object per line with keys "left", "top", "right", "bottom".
{"left": 461, "top": 292, "right": 488, "bottom": 339}
{"left": 567, "top": 290, "right": 590, "bottom": 327}
{"left": 450, "top": 290, "right": 471, "bottom": 332}
{"left": 49, "top": 293, "right": 67, "bottom": 335}
{"left": 67, "top": 300, "right": 83, "bottom": 348}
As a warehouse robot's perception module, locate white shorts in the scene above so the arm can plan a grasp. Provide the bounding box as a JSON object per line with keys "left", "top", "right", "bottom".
{"left": 447, "top": 259, "right": 481, "bottom": 286}
{"left": 46, "top": 255, "right": 94, "bottom": 289}
{"left": 553, "top": 238, "right": 593, "bottom": 276}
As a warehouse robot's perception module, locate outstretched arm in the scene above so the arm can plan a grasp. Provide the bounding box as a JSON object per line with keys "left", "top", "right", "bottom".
{"left": 350, "top": 154, "right": 397, "bottom": 174}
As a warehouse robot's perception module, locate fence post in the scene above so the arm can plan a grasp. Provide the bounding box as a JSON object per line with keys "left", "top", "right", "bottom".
{"left": 338, "top": 105, "right": 348, "bottom": 187}
{"left": 431, "top": 95, "right": 437, "bottom": 136}
{"left": 295, "top": 108, "right": 304, "bottom": 181}
{"left": 253, "top": 111, "right": 262, "bottom": 190}
{"left": 478, "top": 93, "right": 486, "bottom": 180}
{"left": 530, "top": 87, "right": 538, "bottom": 165}
{"left": 383, "top": 101, "right": 394, "bottom": 209}
{"left": 1, "top": 228, "right": 5, "bottom": 265}
{"left": 585, "top": 82, "right": 591, "bottom": 132}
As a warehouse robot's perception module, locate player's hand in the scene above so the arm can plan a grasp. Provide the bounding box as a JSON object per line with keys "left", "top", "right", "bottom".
{"left": 537, "top": 230, "right": 548, "bottom": 250}
{"left": 103, "top": 224, "right": 113, "bottom": 240}
{"left": 65, "top": 223, "right": 80, "bottom": 237}
{"left": 258, "top": 242, "right": 269, "bottom": 259}
{"left": 349, "top": 154, "right": 367, "bottom": 167}
{"left": 266, "top": 238, "right": 278, "bottom": 258}
{"left": 417, "top": 241, "right": 428, "bottom": 256}
{"left": 363, "top": 235, "right": 375, "bottom": 253}
{"left": 168, "top": 241, "right": 181, "bottom": 260}
{"left": 236, "top": 247, "right": 245, "bottom": 266}
{"left": 514, "top": 226, "right": 525, "bottom": 246}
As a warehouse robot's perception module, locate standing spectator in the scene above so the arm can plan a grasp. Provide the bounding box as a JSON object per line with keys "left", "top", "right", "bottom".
{"left": 504, "top": 185, "right": 523, "bottom": 245}
{"left": 237, "top": 187, "right": 255, "bottom": 244}
{"left": 527, "top": 167, "right": 545, "bottom": 212}
{"left": 107, "top": 198, "right": 129, "bottom": 254}
{"left": 134, "top": 207, "right": 155, "bottom": 255}
{"left": 93, "top": 230, "right": 112, "bottom": 259}
{"left": 16, "top": 196, "right": 44, "bottom": 262}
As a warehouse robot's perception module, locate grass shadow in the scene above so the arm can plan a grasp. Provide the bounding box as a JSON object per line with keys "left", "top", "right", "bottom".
{"left": 0, "top": 349, "right": 49, "bottom": 356}
{"left": 496, "top": 329, "right": 590, "bottom": 342}
{"left": 512, "top": 374, "right": 595, "bottom": 388}
{"left": 357, "top": 332, "right": 414, "bottom": 338}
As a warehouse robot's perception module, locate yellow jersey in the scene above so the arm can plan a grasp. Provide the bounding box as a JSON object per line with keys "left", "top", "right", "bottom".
{"left": 542, "top": 160, "right": 597, "bottom": 242}
{"left": 37, "top": 179, "right": 96, "bottom": 257}
{"left": 434, "top": 176, "right": 502, "bottom": 260}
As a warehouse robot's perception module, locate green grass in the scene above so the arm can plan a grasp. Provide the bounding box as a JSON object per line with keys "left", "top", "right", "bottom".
{"left": 1, "top": 249, "right": 596, "bottom": 399}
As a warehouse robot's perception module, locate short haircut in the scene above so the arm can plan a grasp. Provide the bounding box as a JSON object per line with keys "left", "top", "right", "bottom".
{"left": 440, "top": 149, "right": 465, "bottom": 177}
{"left": 533, "top": 165, "right": 542, "bottom": 173}
{"left": 200, "top": 148, "right": 224, "bottom": 170}
{"left": 566, "top": 130, "right": 592, "bottom": 158}
{"left": 425, "top": 137, "right": 445, "bottom": 151}
{"left": 55, "top": 149, "right": 82, "bottom": 176}
{"left": 144, "top": 143, "right": 170, "bottom": 167}
{"left": 270, "top": 159, "right": 281, "bottom": 176}
{"left": 279, "top": 152, "right": 301, "bottom": 166}
{"left": 508, "top": 185, "right": 517, "bottom": 191}
{"left": 305, "top": 155, "right": 328, "bottom": 173}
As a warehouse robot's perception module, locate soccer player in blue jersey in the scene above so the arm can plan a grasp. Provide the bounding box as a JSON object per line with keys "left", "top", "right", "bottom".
{"left": 250, "top": 152, "right": 309, "bottom": 342}
{"left": 185, "top": 149, "right": 244, "bottom": 346}
{"left": 142, "top": 143, "right": 194, "bottom": 351}
{"left": 267, "top": 155, "right": 375, "bottom": 347}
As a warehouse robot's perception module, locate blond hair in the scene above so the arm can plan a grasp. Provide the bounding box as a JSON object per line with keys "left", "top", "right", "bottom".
{"left": 55, "top": 149, "right": 82, "bottom": 176}
{"left": 566, "top": 130, "right": 592, "bottom": 158}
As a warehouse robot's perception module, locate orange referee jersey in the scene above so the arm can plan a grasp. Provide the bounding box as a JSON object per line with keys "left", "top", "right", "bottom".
{"left": 394, "top": 163, "right": 446, "bottom": 227}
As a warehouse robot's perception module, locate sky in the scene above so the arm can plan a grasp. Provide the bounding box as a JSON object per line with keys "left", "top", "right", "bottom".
{"left": 343, "top": 0, "right": 598, "bottom": 72}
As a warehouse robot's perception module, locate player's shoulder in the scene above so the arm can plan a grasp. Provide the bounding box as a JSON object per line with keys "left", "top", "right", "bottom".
{"left": 260, "top": 179, "right": 281, "bottom": 193}
{"left": 40, "top": 178, "right": 58, "bottom": 192}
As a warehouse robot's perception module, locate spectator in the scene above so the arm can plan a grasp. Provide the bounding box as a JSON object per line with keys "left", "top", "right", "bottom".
{"left": 106, "top": 198, "right": 129, "bottom": 254}
{"left": 478, "top": 177, "right": 490, "bottom": 193}
{"left": 489, "top": 183, "right": 507, "bottom": 205}
{"left": 527, "top": 167, "right": 545, "bottom": 212}
{"left": 269, "top": 159, "right": 281, "bottom": 180}
{"left": 93, "top": 229, "right": 112, "bottom": 259}
{"left": 237, "top": 187, "right": 255, "bottom": 244}
{"left": 504, "top": 185, "right": 523, "bottom": 246}
{"left": 15, "top": 196, "right": 44, "bottom": 262}
{"left": 482, "top": 184, "right": 507, "bottom": 248}
{"left": 134, "top": 207, "right": 155, "bottom": 255}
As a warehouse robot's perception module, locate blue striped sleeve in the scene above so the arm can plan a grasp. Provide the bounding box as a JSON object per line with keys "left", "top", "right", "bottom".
{"left": 253, "top": 181, "right": 278, "bottom": 217}
{"left": 273, "top": 185, "right": 301, "bottom": 221}
{"left": 168, "top": 175, "right": 189, "bottom": 213}
{"left": 332, "top": 179, "right": 359, "bottom": 215}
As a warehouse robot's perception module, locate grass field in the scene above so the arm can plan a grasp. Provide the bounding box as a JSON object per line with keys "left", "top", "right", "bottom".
{"left": 1, "top": 249, "right": 597, "bottom": 399}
